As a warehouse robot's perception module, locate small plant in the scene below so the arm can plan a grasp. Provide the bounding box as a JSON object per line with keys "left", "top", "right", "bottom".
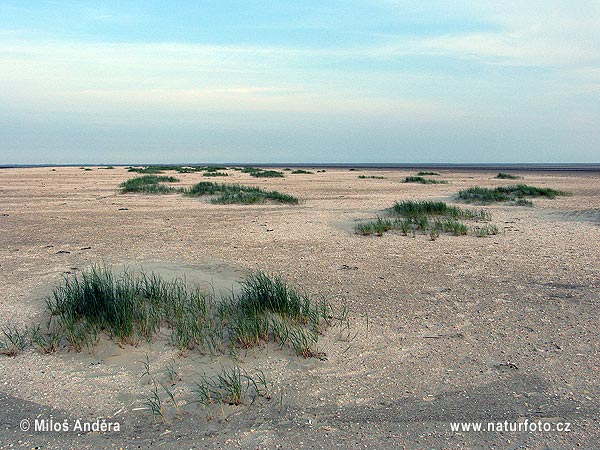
{"left": 31, "top": 322, "right": 63, "bottom": 354}
{"left": 317, "top": 169, "right": 327, "bottom": 173}
{"left": 358, "top": 175, "right": 385, "bottom": 179}
{"left": 0, "top": 325, "right": 29, "bottom": 356}
{"left": 146, "top": 378, "right": 167, "bottom": 423}
{"left": 194, "top": 365, "right": 269, "bottom": 407}
{"left": 496, "top": 172, "right": 521, "bottom": 179}
{"left": 472, "top": 224, "right": 500, "bottom": 237}
{"left": 417, "top": 171, "right": 440, "bottom": 176}
{"left": 404, "top": 176, "right": 448, "bottom": 184}
{"left": 291, "top": 169, "right": 313, "bottom": 174}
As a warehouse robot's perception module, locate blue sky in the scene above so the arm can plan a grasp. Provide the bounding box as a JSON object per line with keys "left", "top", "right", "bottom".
{"left": 1, "top": 1, "right": 598, "bottom": 164}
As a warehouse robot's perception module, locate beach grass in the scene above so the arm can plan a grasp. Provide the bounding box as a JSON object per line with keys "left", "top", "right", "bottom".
{"left": 355, "top": 200, "right": 495, "bottom": 238}
{"left": 495, "top": 172, "right": 521, "bottom": 179}
{"left": 120, "top": 175, "right": 180, "bottom": 194}
{"left": 34, "top": 266, "right": 345, "bottom": 359}
{"left": 250, "top": 170, "right": 284, "bottom": 178}
{"left": 185, "top": 182, "right": 298, "bottom": 204}
{"left": 458, "top": 184, "right": 570, "bottom": 204}
{"left": 404, "top": 176, "right": 448, "bottom": 184}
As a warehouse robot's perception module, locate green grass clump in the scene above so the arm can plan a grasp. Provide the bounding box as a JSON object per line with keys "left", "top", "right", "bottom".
{"left": 358, "top": 175, "right": 385, "bottom": 179}
{"left": 194, "top": 365, "right": 268, "bottom": 406}
{"left": 495, "top": 172, "right": 521, "bottom": 179}
{"left": 37, "top": 266, "right": 344, "bottom": 360}
{"left": 120, "top": 175, "right": 180, "bottom": 194}
{"left": 458, "top": 184, "right": 569, "bottom": 204}
{"left": 404, "top": 176, "right": 448, "bottom": 184}
{"left": 250, "top": 170, "right": 284, "bottom": 178}
{"left": 0, "top": 325, "right": 29, "bottom": 356}
{"left": 355, "top": 200, "right": 494, "bottom": 238}
{"left": 417, "top": 171, "right": 440, "bottom": 176}
{"left": 185, "top": 182, "right": 298, "bottom": 204}
{"left": 291, "top": 169, "right": 313, "bottom": 174}
{"left": 390, "top": 200, "right": 490, "bottom": 220}
{"left": 240, "top": 167, "right": 263, "bottom": 174}
{"left": 202, "top": 172, "right": 229, "bottom": 177}
{"left": 128, "top": 167, "right": 166, "bottom": 174}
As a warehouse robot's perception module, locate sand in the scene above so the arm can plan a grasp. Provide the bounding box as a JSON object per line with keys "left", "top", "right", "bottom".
{"left": 0, "top": 166, "right": 599, "bottom": 449}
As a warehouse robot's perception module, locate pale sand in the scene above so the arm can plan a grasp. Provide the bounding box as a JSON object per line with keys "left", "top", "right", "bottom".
{"left": 0, "top": 166, "right": 599, "bottom": 448}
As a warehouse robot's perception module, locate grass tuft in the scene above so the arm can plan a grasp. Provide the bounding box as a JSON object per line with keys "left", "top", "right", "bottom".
{"left": 417, "top": 171, "right": 440, "bottom": 176}
{"left": 355, "top": 200, "right": 495, "bottom": 238}
{"left": 404, "top": 176, "right": 448, "bottom": 184}
{"left": 120, "top": 175, "right": 180, "bottom": 194}
{"left": 202, "top": 172, "right": 229, "bottom": 177}
{"left": 358, "top": 175, "right": 385, "bottom": 179}
{"left": 291, "top": 169, "right": 313, "bottom": 174}
{"left": 495, "top": 172, "right": 521, "bottom": 179}
{"left": 185, "top": 182, "right": 298, "bottom": 204}
{"left": 458, "top": 184, "right": 570, "bottom": 204}
{"left": 36, "top": 266, "right": 345, "bottom": 358}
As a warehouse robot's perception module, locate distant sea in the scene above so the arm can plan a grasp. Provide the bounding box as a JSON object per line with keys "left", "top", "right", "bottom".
{"left": 2, "top": 163, "right": 600, "bottom": 172}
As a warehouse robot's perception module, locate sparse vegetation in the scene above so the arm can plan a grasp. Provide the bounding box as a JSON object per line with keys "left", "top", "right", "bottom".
{"left": 496, "top": 172, "right": 521, "bottom": 180}
{"left": 185, "top": 182, "right": 298, "bottom": 204}
{"left": 120, "top": 175, "right": 180, "bottom": 194}
{"left": 358, "top": 175, "right": 385, "bottom": 179}
{"left": 32, "top": 266, "right": 345, "bottom": 359}
{"left": 0, "top": 325, "right": 29, "bottom": 356}
{"left": 404, "top": 176, "right": 448, "bottom": 184}
{"left": 250, "top": 170, "right": 284, "bottom": 178}
{"left": 355, "top": 200, "right": 496, "bottom": 238}
{"left": 291, "top": 169, "right": 313, "bottom": 174}
{"left": 194, "top": 365, "right": 269, "bottom": 407}
{"left": 202, "top": 172, "right": 229, "bottom": 177}
{"left": 119, "top": 178, "right": 298, "bottom": 204}
{"left": 458, "top": 184, "right": 570, "bottom": 204}
{"left": 417, "top": 171, "right": 440, "bottom": 176}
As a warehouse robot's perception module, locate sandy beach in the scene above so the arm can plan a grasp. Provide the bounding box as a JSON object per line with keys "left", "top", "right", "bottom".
{"left": 1, "top": 166, "right": 599, "bottom": 449}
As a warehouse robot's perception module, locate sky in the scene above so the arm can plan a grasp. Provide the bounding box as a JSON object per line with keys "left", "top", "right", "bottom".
{"left": 1, "top": 1, "right": 598, "bottom": 164}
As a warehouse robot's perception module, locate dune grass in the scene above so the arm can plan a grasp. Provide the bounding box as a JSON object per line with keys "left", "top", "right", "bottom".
{"left": 495, "top": 172, "right": 521, "bottom": 179}
{"left": 458, "top": 184, "right": 569, "bottom": 204}
{"left": 202, "top": 172, "right": 229, "bottom": 177}
{"left": 404, "top": 176, "right": 448, "bottom": 184}
{"left": 33, "top": 266, "right": 344, "bottom": 359}
{"left": 417, "top": 171, "right": 440, "bottom": 176}
{"left": 358, "top": 175, "right": 385, "bottom": 179}
{"left": 185, "top": 182, "right": 298, "bottom": 204}
{"left": 291, "top": 169, "right": 313, "bottom": 174}
{"left": 355, "top": 200, "right": 496, "bottom": 238}
{"left": 120, "top": 175, "right": 180, "bottom": 194}
{"left": 250, "top": 170, "right": 284, "bottom": 178}
{"left": 119, "top": 178, "right": 298, "bottom": 204}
